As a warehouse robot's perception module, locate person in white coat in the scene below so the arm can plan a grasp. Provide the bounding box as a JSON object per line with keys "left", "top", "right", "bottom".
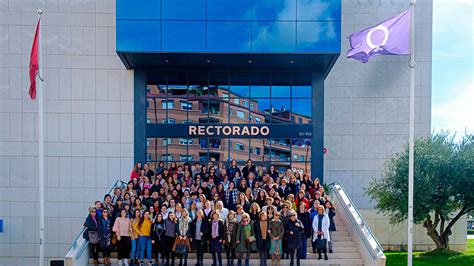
{"left": 312, "top": 205, "right": 330, "bottom": 260}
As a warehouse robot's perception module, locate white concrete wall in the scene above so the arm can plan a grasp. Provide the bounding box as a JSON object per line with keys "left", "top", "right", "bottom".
{"left": 324, "top": 0, "right": 433, "bottom": 209}
{"left": 0, "top": 0, "right": 134, "bottom": 265}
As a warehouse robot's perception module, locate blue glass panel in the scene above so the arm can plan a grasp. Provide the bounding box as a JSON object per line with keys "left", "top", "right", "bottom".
{"left": 162, "top": 0, "right": 206, "bottom": 20}
{"left": 116, "top": 0, "right": 161, "bottom": 19}
{"left": 292, "top": 86, "right": 311, "bottom": 98}
{"left": 162, "top": 21, "right": 206, "bottom": 52}
{"left": 229, "top": 86, "right": 249, "bottom": 97}
{"left": 251, "top": 86, "right": 270, "bottom": 98}
{"left": 296, "top": 0, "right": 341, "bottom": 21}
{"left": 296, "top": 21, "right": 340, "bottom": 52}
{"left": 252, "top": 0, "right": 296, "bottom": 20}
{"left": 116, "top": 20, "right": 161, "bottom": 52}
{"left": 117, "top": 0, "right": 161, "bottom": 19}
{"left": 254, "top": 98, "right": 270, "bottom": 114}
{"left": 292, "top": 99, "right": 312, "bottom": 117}
{"left": 207, "top": 21, "right": 251, "bottom": 52}
{"left": 207, "top": 0, "right": 251, "bottom": 20}
{"left": 272, "top": 86, "right": 290, "bottom": 97}
{"left": 252, "top": 21, "right": 296, "bottom": 52}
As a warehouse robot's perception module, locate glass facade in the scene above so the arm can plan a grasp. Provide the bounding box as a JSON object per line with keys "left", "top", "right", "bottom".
{"left": 117, "top": 0, "right": 341, "bottom": 53}
{"left": 145, "top": 72, "right": 313, "bottom": 173}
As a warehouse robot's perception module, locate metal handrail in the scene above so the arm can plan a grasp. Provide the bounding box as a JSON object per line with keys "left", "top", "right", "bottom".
{"left": 66, "top": 179, "right": 128, "bottom": 259}
{"left": 329, "top": 180, "right": 384, "bottom": 260}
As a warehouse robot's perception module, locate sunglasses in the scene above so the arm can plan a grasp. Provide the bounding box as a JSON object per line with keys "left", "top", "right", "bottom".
{"left": 90, "top": 211, "right": 96, "bottom": 213}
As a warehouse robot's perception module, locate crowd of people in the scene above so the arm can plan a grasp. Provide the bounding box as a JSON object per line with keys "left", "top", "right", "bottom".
{"left": 83, "top": 159, "right": 336, "bottom": 266}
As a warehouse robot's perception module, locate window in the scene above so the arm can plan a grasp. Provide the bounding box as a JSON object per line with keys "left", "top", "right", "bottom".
{"left": 146, "top": 140, "right": 150, "bottom": 146}
{"left": 147, "top": 118, "right": 151, "bottom": 123}
{"left": 250, "top": 103, "right": 254, "bottom": 110}
{"left": 255, "top": 117, "right": 261, "bottom": 123}
{"left": 222, "top": 93, "right": 229, "bottom": 100}
{"left": 180, "top": 154, "right": 193, "bottom": 161}
{"left": 146, "top": 154, "right": 152, "bottom": 161}
{"left": 298, "top": 117, "right": 303, "bottom": 124}
{"left": 300, "top": 155, "right": 305, "bottom": 162}
{"left": 163, "top": 118, "right": 176, "bottom": 124}
{"left": 249, "top": 147, "right": 253, "bottom": 154}
{"left": 236, "top": 111, "right": 245, "bottom": 119}
{"left": 182, "top": 119, "right": 193, "bottom": 124}
{"left": 236, "top": 142, "right": 245, "bottom": 151}
{"left": 249, "top": 115, "right": 253, "bottom": 121}
{"left": 293, "top": 154, "right": 298, "bottom": 160}
{"left": 243, "top": 100, "right": 249, "bottom": 107}
{"left": 292, "top": 115, "right": 296, "bottom": 122}
{"left": 163, "top": 138, "right": 171, "bottom": 145}
{"left": 233, "top": 98, "right": 239, "bottom": 105}
{"left": 255, "top": 147, "right": 261, "bottom": 155}
{"left": 179, "top": 138, "right": 193, "bottom": 145}
{"left": 161, "top": 154, "right": 173, "bottom": 161}
{"left": 180, "top": 101, "right": 192, "bottom": 110}
{"left": 161, "top": 100, "right": 174, "bottom": 109}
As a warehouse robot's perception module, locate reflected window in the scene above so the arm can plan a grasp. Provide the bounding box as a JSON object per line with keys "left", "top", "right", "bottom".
{"left": 236, "top": 142, "right": 245, "bottom": 151}
{"left": 179, "top": 138, "right": 193, "bottom": 145}
{"left": 255, "top": 117, "right": 262, "bottom": 123}
{"left": 250, "top": 103, "right": 255, "bottom": 110}
{"left": 161, "top": 154, "right": 173, "bottom": 161}
{"left": 162, "top": 100, "right": 174, "bottom": 109}
{"left": 180, "top": 154, "right": 193, "bottom": 161}
{"left": 180, "top": 101, "right": 192, "bottom": 110}
{"left": 292, "top": 85, "right": 311, "bottom": 98}
{"left": 182, "top": 119, "right": 193, "bottom": 124}
{"left": 236, "top": 111, "right": 245, "bottom": 119}
{"left": 163, "top": 118, "right": 176, "bottom": 124}
{"left": 233, "top": 99, "right": 240, "bottom": 105}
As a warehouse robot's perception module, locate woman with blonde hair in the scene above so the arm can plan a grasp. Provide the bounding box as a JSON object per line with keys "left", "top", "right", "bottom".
{"left": 235, "top": 213, "right": 256, "bottom": 266}
{"left": 269, "top": 211, "right": 285, "bottom": 266}
{"left": 248, "top": 202, "right": 261, "bottom": 221}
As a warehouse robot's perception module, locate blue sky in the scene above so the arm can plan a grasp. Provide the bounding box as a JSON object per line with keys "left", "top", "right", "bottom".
{"left": 432, "top": 0, "right": 473, "bottom": 138}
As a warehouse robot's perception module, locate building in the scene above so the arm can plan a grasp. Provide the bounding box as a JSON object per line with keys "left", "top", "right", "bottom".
{"left": 0, "top": 0, "right": 466, "bottom": 265}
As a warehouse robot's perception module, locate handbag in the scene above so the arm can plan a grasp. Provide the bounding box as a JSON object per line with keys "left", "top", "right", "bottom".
{"left": 316, "top": 238, "right": 327, "bottom": 249}
{"left": 88, "top": 231, "right": 100, "bottom": 244}
{"left": 175, "top": 244, "right": 188, "bottom": 255}
{"left": 247, "top": 236, "right": 256, "bottom": 242}
{"left": 111, "top": 232, "right": 117, "bottom": 246}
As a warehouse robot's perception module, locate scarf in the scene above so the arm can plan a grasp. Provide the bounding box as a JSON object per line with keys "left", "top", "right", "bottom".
{"left": 212, "top": 220, "right": 219, "bottom": 239}
{"left": 241, "top": 219, "right": 249, "bottom": 226}
{"left": 260, "top": 221, "right": 268, "bottom": 240}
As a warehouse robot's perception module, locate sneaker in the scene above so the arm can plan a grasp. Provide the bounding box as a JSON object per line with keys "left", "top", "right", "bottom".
{"left": 123, "top": 259, "right": 129, "bottom": 266}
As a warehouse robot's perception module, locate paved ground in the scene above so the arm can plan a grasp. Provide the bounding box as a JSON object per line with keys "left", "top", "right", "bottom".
{"left": 468, "top": 235, "right": 474, "bottom": 239}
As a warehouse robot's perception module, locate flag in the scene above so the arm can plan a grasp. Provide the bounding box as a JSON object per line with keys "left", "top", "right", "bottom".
{"left": 347, "top": 8, "right": 411, "bottom": 63}
{"left": 29, "top": 19, "right": 40, "bottom": 100}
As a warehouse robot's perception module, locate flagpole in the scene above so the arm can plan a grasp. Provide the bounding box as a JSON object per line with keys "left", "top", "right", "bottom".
{"left": 408, "top": 1, "right": 416, "bottom": 266}
{"left": 37, "top": 8, "right": 45, "bottom": 266}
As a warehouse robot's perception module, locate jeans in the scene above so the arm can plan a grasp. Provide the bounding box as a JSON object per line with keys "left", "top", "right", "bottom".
{"left": 194, "top": 240, "right": 204, "bottom": 266}
{"left": 297, "top": 238, "right": 307, "bottom": 259}
{"left": 210, "top": 239, "right": 222, "bottom": 266}
{"left": 138, "top": 236, "right": 152, "bottom": 261}
{"left": 130, "top": 239, "right": 138, "bottom": 259}
{"left": 258, "top": 240, "right": 269, "bottom": 266}
{"left": 328, "top": 231, "right": 333, "bottom": 251}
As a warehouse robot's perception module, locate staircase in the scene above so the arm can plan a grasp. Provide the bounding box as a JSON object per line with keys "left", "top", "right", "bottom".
{"left": 66, "top": 180, "right": 384, "bottom": 266}
{"left": 86, "top": 213, "right": 363, "bottom": 265}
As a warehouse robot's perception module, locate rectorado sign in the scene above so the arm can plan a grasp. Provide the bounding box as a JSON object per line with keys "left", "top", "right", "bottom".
{"left": 146, "top": 124, "right": 316, "bottom": 139}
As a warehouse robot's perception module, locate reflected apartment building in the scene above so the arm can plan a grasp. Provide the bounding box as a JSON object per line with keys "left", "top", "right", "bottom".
{"left": 146, "top": 83, "right": 312, "bottom": 174}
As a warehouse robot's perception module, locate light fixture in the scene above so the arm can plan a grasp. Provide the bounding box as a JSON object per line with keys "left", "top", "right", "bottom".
{"left": 164, "top": 59, "right": 169, "bottom": 63}
{"left": 290, "top": 60, "right": 294, "bottom": 64}
{"left": 248, "top": 60, "right": 252, "bottom": 63}
{"left": 206, "top": 59, "right": 211, "bottom": 63}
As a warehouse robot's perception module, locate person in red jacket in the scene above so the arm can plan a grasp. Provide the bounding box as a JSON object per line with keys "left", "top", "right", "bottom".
{"left": 295, "top": 190, "right": 310, "bottom": 210}
{"left": 130, "top": 162, "right": 141, "bottom": 180}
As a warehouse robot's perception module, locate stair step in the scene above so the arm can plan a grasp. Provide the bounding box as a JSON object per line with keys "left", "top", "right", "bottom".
{"left": 329, "top": 241, "right": 356, "bottom": 247}
{"left": 104, "top": 252, "right": 359, "bottom": 260}
{"left": 89, "top": 258, "right": 364, "bottom": 266}
{"left": 332, "top": 236, "right": 352, "bottom": 242}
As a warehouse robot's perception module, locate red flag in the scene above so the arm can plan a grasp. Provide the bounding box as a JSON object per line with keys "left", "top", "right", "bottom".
{"left": 29, "top": 19, "right": 40, "bottom": 100}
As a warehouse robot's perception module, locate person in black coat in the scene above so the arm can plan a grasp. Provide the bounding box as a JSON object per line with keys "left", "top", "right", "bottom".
{"left": 254, "top": 212, "right": 270, "bottom": 266}
{"left": 297, "top": 203, "right": 312, "bottom": 259}
{"left": 209, "top": 211, "right": 225, "bottom": 266}
{"left": 83, "top": 207, "right": 101, "bottom": 264}
{"left": 285, "top": 211, "right": 305, "bottom": 266}
{"left": 277, "top": 179, "right": 291, "bottom": 199}
{"left": 151, "top": 213, "right": 166, "bottom": 264}
{"left": 190, "top": 210, "right": 209, "bottom": 266}
{"left": 241, "top": 159, "right": 256, "bottom": 180}
{"left": 325, "top": 201, "right": 337, "bottom": 253}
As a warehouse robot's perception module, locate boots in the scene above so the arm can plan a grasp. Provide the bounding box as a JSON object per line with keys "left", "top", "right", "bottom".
{"left": 324, "top": 253, "right": 328, "bottom": 260}
{"left": 93, "top": 259, "right": 100, "bottom": 265}
{"left": 317, "top": 250, "right": 322, "bottom": 260}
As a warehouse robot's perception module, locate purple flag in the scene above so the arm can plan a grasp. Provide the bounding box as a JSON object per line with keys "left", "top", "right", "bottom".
{"left": 347, "top": 8, "right": 411, "bottom": 63}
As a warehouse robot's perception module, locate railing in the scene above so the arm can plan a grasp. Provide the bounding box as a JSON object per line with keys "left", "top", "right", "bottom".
{"left": 65, "top": 179, "right": 127, "bottom": 266}
{"left": 329, "top": 180, "right": 385, "bottom": 265}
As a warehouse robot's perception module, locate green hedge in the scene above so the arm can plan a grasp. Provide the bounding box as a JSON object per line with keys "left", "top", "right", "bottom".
{"left": 468, "top": 229, "right": 474, "bottom": 235}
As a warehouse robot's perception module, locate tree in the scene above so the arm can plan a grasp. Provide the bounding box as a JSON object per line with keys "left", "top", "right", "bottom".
{"left": 365, "top": 133, "right": 474, "bottom": 250}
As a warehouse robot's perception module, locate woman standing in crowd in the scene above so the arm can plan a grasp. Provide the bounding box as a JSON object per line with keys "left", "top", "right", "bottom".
{"left": 325, "top": 200, "right": 337, "bottom": 253}
{"left": 235, "top": 213, "right": 256, "bottom": 266}
{"left": 209, "top": 211, "right": 225, "bottom": 266}
{"left": 297, "top": 203, "right": 312, "bottom": 260}
{"left": 285, "top": 210, "right": 304, "bottom": 266}
{"left": 224, "top": 211, "right": 238, "bottom": 266}
{"left": 269, "top": 211, "right": 284, "bottom": 266}
{"left": 84, "top": 207, "right": 101, "bottom": 265}
{"left": 312, "top": 206, "right": 330, "bottom": 260}
{"left": 242, "top": 159, "right": 256, "bottom": 180}
{"left": 175, "top": 209, "right": 192, "bottom": 266}
{"left": 248, "top": 202, "right": 261, "bottom": 221}
{"left": 134, "top": 210, "right": 152, "bottom": 265}
{"left": 130, "top": 209, "right": 140, "bottom": 264}
{"left": 164, "top": 212, "right": 177, "bottom": 266}
{"left": 254, "top": 212, "right": 270, "bottom": 266}
{"left": 113, "top": 209, "right": 131, "bottom": 266}
{"left": 190, "top": 210, "right": 208, "bottom": 266}
{"left": 151, "top": 213, "right": 166, "bottom": 265}
{"left": 99, "top": 209, "right": 113, "bottom": 265}
{"left": 130, "top": 162, "right": 141, "bottom": 180}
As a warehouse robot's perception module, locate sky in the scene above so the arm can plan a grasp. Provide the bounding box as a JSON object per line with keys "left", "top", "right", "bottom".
{"left": 431, "top": 0, "right": 473, "bottom": 140}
